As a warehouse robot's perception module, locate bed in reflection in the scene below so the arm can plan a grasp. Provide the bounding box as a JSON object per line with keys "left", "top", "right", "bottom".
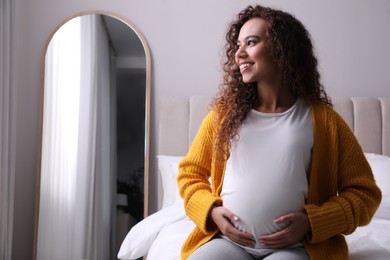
{"left": 119, "top": 96, "right": 390, "bottom": 260}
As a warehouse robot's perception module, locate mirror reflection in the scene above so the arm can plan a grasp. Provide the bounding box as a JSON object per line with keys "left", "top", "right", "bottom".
{"left": 35, "top": 13, "right": 149, "bottom": 260}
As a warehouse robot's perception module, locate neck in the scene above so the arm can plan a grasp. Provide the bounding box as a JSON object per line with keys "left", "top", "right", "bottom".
{"left": 255, "top": 81, "right": 296, "bottom": 113}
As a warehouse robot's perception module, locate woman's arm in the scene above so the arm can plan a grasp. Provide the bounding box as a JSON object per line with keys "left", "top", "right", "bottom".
{"left": 304, "top": 109, "right": 382, "bottom": 244}
{"left": 177, "top": 111, "right": 222, "bottom": 233}
{"left": 177, "top": 111, "right": 255, "bottom": 246}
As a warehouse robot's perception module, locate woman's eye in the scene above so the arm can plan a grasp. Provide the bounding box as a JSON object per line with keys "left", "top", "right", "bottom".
{"left": 247, "top": 40, "right": 256, "bottom": 46}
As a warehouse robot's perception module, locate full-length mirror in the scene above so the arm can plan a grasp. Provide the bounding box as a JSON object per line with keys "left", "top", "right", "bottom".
{"left": 34, "top": 12, "right": 150, "bottom": 260}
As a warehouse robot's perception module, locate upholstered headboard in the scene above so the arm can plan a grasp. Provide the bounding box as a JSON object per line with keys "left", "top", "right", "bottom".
{"left": 157, "top": 96, "right": 390, "bottom": 206}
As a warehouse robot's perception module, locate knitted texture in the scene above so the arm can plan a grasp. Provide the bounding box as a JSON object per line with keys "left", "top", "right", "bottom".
{"left": 177, "top": 103, "right": 382, "bottom": 260}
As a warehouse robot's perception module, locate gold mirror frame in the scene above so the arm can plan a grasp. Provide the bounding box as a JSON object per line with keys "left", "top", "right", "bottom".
{"left": 33, "top": 10, "right": 151, "bottom": 259}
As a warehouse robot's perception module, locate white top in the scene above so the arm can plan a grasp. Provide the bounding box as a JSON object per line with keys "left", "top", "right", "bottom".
{"left": 220, "top": 98, "right": 313, "bottom": 256}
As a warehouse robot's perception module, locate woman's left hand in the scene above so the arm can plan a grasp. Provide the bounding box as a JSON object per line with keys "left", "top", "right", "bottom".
{"left": 259, "top": 212, "right": 311, "bottom": 249}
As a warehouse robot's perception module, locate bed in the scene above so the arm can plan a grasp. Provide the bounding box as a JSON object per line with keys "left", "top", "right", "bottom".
{"left": 119, "top": 96, "right": 390, "bottom": 260}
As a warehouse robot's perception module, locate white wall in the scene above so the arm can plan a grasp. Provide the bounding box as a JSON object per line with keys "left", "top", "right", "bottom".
{"left": 12, "top": 0, "right": 390, "bottom": 259}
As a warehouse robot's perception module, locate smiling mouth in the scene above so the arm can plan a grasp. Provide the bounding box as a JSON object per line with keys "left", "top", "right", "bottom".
{"left": 239, "top": 63, "right": 253, "bottom": 72}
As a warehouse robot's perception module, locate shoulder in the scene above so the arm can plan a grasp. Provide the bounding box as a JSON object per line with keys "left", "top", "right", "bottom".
{"left": 192, "top": 110, "right": 219, "bottom": 143}
{"left": 199, "top": 110, "right": 217, "bottom": 129}
{"left": 309, "top": 102, "right": 364, "bottom": 156}
{"left": 309, "top": 102, "right": 355, "bottom": 141}
{"left": 310, "top": 102, "right": 348, "bottom": 126}
{"left": 201, "top": 109, "right": 223, "bottom": 129}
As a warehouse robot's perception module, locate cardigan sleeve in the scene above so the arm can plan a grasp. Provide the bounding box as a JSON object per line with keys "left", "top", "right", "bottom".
{"left": 304, "top": 108, "right": 382, "bottom": 244}
{"left": 177, "top": 111, "right": 223, "bottom": 234}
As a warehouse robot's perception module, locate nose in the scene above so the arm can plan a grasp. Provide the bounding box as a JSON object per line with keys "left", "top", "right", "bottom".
{"left": 235, "top": 46, "right": 247, "bottom": 59}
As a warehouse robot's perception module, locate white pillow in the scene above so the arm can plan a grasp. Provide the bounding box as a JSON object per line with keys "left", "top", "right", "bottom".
{"left": 374, "top": 195, "right": 390, "bottom": 220}
{"left": 117, "top": 203, "right": 186, "bottom": 260}
{"left": 365, "top": 153, "right": 390, "bottom": 195}
{"left": 364, "top": 153, "right": 390, "bottom": 220}
{"left": 157, "top": 155, "right": 184, "bottom": 209}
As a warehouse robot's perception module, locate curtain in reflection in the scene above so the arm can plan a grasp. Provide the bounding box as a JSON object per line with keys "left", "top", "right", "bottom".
{"left": 38, "top": 15, "right": 116, "bottom": 260}
{"left": 0, "top": 0, "right": 15, "bottom": 259}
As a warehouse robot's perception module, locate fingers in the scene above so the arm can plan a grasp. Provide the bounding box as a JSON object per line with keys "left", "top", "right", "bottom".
{"left": 211, "top": 206, "right": 256, "bottom": 247}
{"left": 259, "top": 228, "right": 293, "bottom": 248}
{"left": 274, "top": 213, "right": 295, "bottom": 225}
{"left": 259, "top": 212, "right": 311, "bottom": 249}
{"left": 260, "top": 228, "right": 288, "bottom": 241}
{"left": 212, "top": 209, "right": 311, "bottom": 249}
{"left": 227, "top": 224, "right": 256, "bottom": 247}
{"left": 220, "top": 207, "right": 239, "bottom": 222}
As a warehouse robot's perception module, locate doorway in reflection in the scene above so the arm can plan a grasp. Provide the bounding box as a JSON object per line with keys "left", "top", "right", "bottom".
{"left": 104, "top": 14, "right": 147, "bottom": 255}
{"left": 116, "top": 66, "right": 146, "bottom": 253}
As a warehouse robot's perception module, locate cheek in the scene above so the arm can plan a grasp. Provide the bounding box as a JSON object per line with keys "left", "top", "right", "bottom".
{"left": 251, "top": 48, "right": 267, "bottom": 63}
{"left": 254, "top": 51, "right": 274, "bottom": 69}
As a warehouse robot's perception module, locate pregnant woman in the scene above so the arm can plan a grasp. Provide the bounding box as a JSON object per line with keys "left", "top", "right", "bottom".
{"left": 177, "top": 5, "right": 381, "bottom": 260}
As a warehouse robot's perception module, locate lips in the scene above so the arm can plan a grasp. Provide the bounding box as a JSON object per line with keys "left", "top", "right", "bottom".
{"left": 239, "top": 62, "right": 253, "bottom": 73}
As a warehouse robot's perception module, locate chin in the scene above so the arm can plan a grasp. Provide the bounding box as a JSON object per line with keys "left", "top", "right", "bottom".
{"left": 241, "top": 73, "right": 258, "bottom": 84}
{"left": 242, "top": 78, "right": 256, "bottom": 84}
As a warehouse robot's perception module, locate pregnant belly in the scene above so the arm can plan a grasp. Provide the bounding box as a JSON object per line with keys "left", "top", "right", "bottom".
{"left": 221, "top": 190, "right": 305, "bottom": 247}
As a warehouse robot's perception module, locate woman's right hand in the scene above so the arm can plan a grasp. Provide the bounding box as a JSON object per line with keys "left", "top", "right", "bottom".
{"left": 210, "top": 206, "right": 256, "bottom": 248}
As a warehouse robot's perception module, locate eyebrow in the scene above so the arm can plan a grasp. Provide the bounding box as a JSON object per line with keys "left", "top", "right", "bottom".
{"left": 244, "top": 35, "right": 261, "bottom": 40}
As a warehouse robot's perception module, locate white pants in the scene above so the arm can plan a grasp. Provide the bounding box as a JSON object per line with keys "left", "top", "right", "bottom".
{"left": 188, "top": 238, "right": 309, "bottom": 260}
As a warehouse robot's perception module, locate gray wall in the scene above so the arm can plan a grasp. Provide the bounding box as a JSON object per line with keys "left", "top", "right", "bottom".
{"left": 12, "top": 0, "right": 390, "bottom": 259}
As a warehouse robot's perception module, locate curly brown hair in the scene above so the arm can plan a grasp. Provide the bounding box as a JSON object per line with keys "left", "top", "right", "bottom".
{"left": 212, "top": 5, "right": 332, "bottom": 158}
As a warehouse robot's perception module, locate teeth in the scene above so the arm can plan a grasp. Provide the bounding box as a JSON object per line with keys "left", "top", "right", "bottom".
{"left": 240, "top": 63, "right": 251, "bottom": 70}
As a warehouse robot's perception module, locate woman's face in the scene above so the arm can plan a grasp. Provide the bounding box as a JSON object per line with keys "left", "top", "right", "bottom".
{"left": 235, "top": 18, "right": 277, "bottom": 84}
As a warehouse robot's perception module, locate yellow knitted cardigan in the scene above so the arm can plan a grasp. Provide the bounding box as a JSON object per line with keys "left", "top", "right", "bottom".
{"left": 177, "top": 102, "right": 382, "bottom": 260}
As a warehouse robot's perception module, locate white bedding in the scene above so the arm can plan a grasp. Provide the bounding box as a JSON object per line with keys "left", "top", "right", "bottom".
{"left": 147, "top": 213, "right": 194, "bottom": 260}
{"left": 346, "top": 217, "right": 390, "bottom": 260}
{"left": 118, "top": 153, "right": 390, "bottom": 260}
{"left": 125, "top": 202, "right": 390, "bottom": 260}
